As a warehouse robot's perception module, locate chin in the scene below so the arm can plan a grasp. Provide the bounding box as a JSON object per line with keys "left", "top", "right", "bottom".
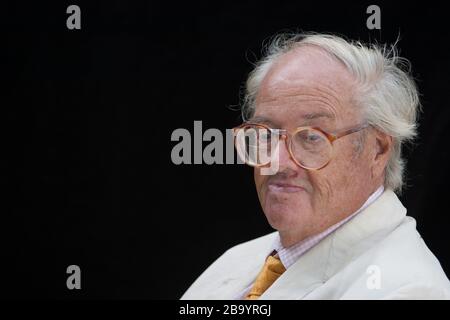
{"left": 262, "top": 189, "right": 313, "bottom": 226}
{"left": 263, "top": 202, "right": 299, "bottom": 230}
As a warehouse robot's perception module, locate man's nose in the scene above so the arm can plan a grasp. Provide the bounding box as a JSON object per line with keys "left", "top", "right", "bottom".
{"left": 276, "top": 136, "right": 300, "bottom": 172}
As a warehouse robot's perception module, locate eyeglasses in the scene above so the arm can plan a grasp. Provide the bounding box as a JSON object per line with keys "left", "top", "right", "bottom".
{"left": 233, "top": 122, "right": 369, "bottom": 170}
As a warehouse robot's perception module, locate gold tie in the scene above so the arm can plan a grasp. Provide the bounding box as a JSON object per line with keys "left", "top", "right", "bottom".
{"left": 245, "top": 253, "right": 286, "bottom": 300}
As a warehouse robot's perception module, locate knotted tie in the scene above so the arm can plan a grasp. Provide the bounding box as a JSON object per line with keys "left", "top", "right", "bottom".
{"left": 245, "top": 253, "right": 286, "bottom": 300}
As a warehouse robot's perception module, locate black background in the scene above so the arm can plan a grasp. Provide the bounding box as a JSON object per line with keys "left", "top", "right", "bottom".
{"left": 1, "top": 1, "right": 450, "bottom": 299}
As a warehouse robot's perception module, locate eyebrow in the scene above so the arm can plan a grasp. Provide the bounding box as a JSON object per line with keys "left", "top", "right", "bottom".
{"left": 247, "top": 116, "right": 279, "bottom": 127}
{"left": 303, "top": 112, "right": 335, "bottom": 121}
{"left": 248, "top": 112, "right": 335, "bottom": 127}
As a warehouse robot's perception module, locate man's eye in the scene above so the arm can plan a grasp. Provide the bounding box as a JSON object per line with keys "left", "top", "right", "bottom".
{"left": 302, "top": 133, "right": 325, "bottom": 145}
{"left": 307, "top": 134, "right": 321, "bottom": 142}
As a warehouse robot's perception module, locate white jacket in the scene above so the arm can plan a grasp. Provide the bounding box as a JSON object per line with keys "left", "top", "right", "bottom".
{"left": 181, "top": 189, "right": 450, "bottom": 299}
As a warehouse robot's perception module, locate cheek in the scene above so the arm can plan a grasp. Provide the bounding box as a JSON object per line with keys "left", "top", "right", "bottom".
{"left": 308, "top": 155, "right": 350, "bottom": 200}
{"left": 313, "top": 145, "right": 364, "bottom": 193}
{"left": 254, "top": 169, "right": 266, "bottom": 197}
{"left": 308, "top": 171, "right": 333, "bottom": 201}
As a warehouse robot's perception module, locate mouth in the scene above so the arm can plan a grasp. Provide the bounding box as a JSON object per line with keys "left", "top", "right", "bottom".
{"left": 267, "top": 182, "right": 305, "bottom": 194}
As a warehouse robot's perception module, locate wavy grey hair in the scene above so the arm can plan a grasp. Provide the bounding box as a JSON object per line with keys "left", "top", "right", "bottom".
{"left": 241, "top": 33, "right": 421, "bottom": 194}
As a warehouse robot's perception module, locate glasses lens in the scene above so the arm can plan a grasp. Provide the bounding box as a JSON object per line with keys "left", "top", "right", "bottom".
{"left": 291, "top": 128, "right": 332, "bottom": 169}
{"left": 234, "top": 125, "right": 275, "bottom": 166}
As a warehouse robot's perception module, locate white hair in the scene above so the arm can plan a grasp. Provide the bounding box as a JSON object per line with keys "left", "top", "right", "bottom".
{"left": 242, "top": 32, "right": 421, "bottom": 194}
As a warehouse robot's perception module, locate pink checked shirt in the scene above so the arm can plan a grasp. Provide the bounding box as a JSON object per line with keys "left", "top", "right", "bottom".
{"left": 237, "top": 185, "right": 385, "bottom": 299}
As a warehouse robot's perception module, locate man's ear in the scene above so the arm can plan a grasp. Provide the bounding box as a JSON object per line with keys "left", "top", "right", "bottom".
{"left": 372, "top": 129, "right": 393, "bottom": 178}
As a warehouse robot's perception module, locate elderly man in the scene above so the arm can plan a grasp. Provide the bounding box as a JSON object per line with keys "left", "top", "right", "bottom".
{"left": 181, "top": 33, "right": 450, "bottom": 299}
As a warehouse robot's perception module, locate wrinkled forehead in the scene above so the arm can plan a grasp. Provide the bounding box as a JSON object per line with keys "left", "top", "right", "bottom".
{"left": 255, "top": 46, "right": 359, "bottom": 128}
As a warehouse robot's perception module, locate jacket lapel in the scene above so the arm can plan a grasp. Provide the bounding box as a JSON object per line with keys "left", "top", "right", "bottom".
{"left": 206, "top": 232, "right": 278, "bottom": 299}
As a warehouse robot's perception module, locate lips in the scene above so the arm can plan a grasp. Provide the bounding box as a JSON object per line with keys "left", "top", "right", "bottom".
{"left": 267, "top": 182, "right": 305, "bottom": 193}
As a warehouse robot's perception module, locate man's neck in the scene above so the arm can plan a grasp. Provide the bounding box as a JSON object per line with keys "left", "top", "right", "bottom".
{"left": 278, "top": 184, "right": 385, "bottom": 248}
